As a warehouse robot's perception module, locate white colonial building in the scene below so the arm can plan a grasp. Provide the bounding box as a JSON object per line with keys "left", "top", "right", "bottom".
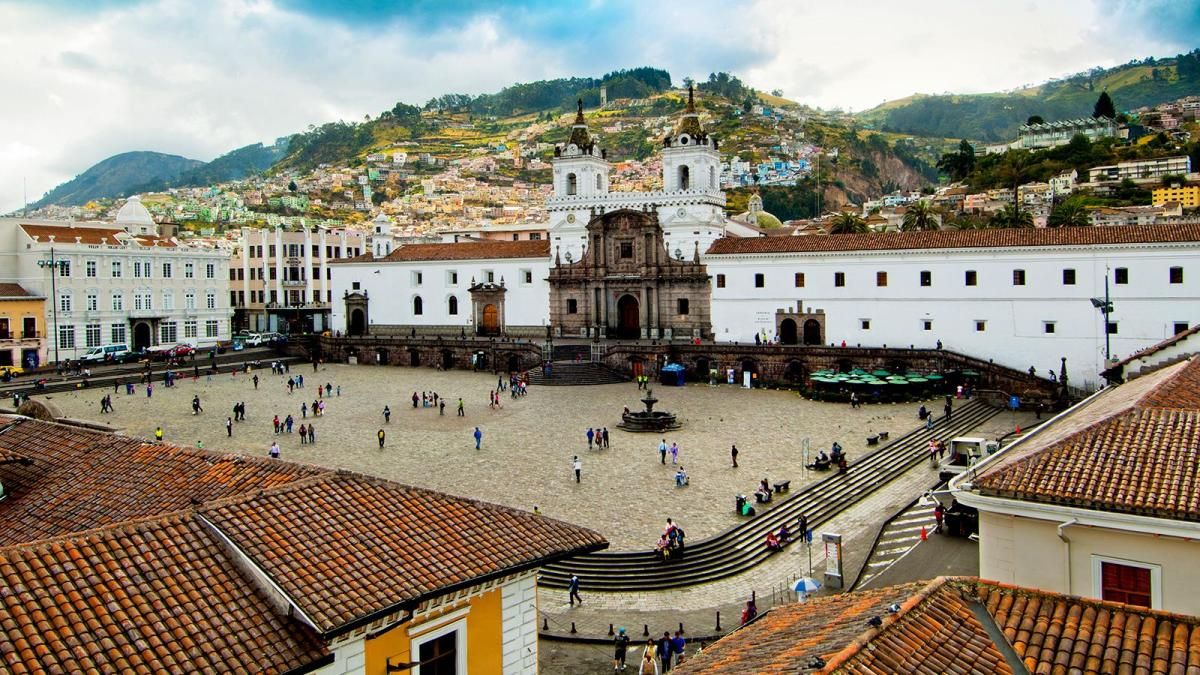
{"left": 704, "top": 226, "right": 1200, "bottom": 388}
{"left": 0, "top": 197, "right": 232, "bottom": 360}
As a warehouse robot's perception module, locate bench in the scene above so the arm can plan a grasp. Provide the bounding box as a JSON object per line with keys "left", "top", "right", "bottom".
{"left": 878, "top": 431, "right": 889, "bottom": 441}
{"left": 755, "top": 492, "right": 771, "bottom": 504}
{"left": 773, "top": 480, "right": 790, "bottom": 493}
{"left": 866, "top": 435, "right": 879, "bottom": 446}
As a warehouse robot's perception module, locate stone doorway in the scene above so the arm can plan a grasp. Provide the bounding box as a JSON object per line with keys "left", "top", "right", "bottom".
{"left": 803, "top": 319, "right": 822, "bottom": 345}
{"left": 349, "top": 309, "right": 366, "bottom": 336}
{"left": 780, "top": 318, "right": 798, "bottom": 345}
{"left": 408, "top": 348, "right": 421, "bottom": 367}
{"left": 481, "top": 304, "right": 499, "bottom": 335}
{"left": 616, "top": 294, "right": 640, "bottom": 339}
{"left": 441, "top": 349, "right": 455, "bottom": 370}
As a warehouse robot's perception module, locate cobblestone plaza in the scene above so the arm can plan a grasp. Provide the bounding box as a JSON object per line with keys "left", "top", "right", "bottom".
{"left": 46, "top": 363, "right": 935, "bottom": 550}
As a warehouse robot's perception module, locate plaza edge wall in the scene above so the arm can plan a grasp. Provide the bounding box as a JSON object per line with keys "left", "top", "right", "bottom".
{"left": 704, "top": 243, "right": 1200, "bottom": 389}
{"left": 330, "top": 258, "right": 551, "bottom": 333}
{"left": 978, "top": 511, "right": 1200, "bottom": 616}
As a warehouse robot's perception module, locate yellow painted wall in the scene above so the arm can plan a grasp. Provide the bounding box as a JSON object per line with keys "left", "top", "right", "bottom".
{"left": 364, "top": 585, "right": 504, "bottom": 675}
{"left": 1152, "top": 185, "right": 1199, "bottom": 207}
{"left": 0, "top": 297, "right": 46, "bottom": 334}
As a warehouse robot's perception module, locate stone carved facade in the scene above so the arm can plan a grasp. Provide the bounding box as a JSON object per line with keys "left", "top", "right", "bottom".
{"left": 548, "top": 208, "right": 712, "bottom": 340}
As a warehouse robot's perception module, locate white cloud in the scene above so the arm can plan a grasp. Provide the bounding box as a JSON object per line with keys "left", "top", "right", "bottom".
{"left": 0, "top": 0, "right": 1192, "bottom": 213}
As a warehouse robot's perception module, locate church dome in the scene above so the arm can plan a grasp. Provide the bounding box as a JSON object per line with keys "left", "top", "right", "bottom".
{"left": 114, "top": 195, "right": 155, "bottom": 228}
{"left": 755, "top": 212, "right": 783, "bottom": 229}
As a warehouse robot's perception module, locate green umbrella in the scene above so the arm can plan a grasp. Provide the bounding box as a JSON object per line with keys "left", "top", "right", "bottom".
{"left": 908, "top": 377, "right": 929, "bottom": 383}
{"left": 962, "top": 370, "right": 980, "bottom": 377}
{"left": 926, "top": 374, "right": 944, "bottom": 380}
{"left": 871, "top": 370, "right": 891, "bottom": 377}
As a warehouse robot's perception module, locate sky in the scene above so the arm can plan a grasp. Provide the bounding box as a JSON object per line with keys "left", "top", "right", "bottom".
{"left": 1, "top": 0, "right": 1197, "bottom": 213}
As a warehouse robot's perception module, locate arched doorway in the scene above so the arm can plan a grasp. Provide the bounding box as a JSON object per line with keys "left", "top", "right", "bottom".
{"left": 741, "top": 358, "right": 758, "bottom": 387}
{"left": 506, "top": 354, "right": 519, "bottom": 373}
{"left": 803, "top": 319, "right": 822, "bottom": 345}
{"left": 481, "top": 304, "right": 499, "bottom": 335}
{"left": 133, "top": 322, "right": 151, "bottom": 351}
{"left": 616, "top": 294, "right": 640, "bottom": 339}
{"left": 780, "top": 319, "right": 798, "bottom": 345}
{"left": 441, "top": 349, "right": 454, "bottom": 370}
{"left": 784, "top": 360, "right": 808, "bottom": 382}
{"left": 349, "top": 309, "right": 365, "bottom": 336}
{"left": 408, "top": 348, "right": 421, "bottom": 367}
{"left": 375, "top": 348, "right": 389, "bottom": 365}
{"left": 628, "top": 355, "right": 645, "bottom": 378}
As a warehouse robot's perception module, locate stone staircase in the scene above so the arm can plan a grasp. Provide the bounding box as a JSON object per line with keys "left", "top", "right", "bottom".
{"left": 525, "top": 361, "right": 628, "bottom": 386}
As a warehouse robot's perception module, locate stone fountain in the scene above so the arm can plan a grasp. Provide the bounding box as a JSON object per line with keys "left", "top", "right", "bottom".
{"left": 618, "top": 389, "right": 681, "bottom": 432}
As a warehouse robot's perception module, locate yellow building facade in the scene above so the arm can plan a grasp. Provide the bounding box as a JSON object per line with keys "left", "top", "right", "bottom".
{"left": 1152, "top": 184, "right": 1200, "bottom": 208}
{"left": 0, "top": 284, "right": 47, "bottom": 371}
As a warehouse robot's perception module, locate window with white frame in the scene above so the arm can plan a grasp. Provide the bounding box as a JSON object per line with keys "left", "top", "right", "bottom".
{"left": 1092, "top": 555, "right": 1160, "bottom": 609}
{"left": 86, "top": 293, "right": 98, "bottom": 312}
{"left": 110, "top": 323, "right": 126, "bottom": 344}
{"left": 160, "top": 322, "right": 177, "bottom": 344}
{"left": 412, "top": 270, "right": 423, "bottom": 286}
{"left": 204, "top": 320, "right": 219, "bottom": 338}
{"left": 447, "top": 270, "right": 458, "bottom": 286}
{"left": 111, "top": 293, "right": 124, "bottom": 311}
{"left": 111, "top": 260, "right": 122, "bottom": 278}
{"left": 205, "top": 263, "right": 215, "bottom": 279}
{"left": 161, "top": 262, "right": 172, "bottom": 278}
{"left": 86, "top": 260, "right": 97, "bottom": 278}
{"left": 410, "top": 616, "right": 467, "bottom": 675}
{"left": 206, "top": 292, "right": 216, "bottom": 310}
{"left": 184, "top": 320, "right": 197, "bottom": 338}
{"left": 85, "top": 324, "right": 101, "bottom": 348}
{"left": 59, "top": 293, "right": 72, "bottom": 313}
{"left": 185, "top": 262, "right": 194, "bottom": 278}
{"left": 58, "top": 325, "right": 75, "bottom": 350}
{"left": 185, "top": 292, "right": 196, "bottom": 310}
{"left": 59, "top": 260, "right": 70, "bottom": 277}
{"left": 162, "top": 292, "right": 174, "bottom": 311}
{"left": 134, "top": 292, "right": 151, "bottom": 311}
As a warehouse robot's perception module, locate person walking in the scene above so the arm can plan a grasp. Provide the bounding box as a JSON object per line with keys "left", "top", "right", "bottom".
{"left": 658, "top": 439, "right": 668, "bottom": 465}
{"left": 378, "top": 429, "right": 386, "bottom": 449}
{"left": 226, "top": 417, "right": 233, "bottom": 437}
{"left": 572, "top": 455, "right": 582, "bottom": 483}
{"left": 154, "top": 426, "right": 163, "bottom": 443}
{"left": 613, "top": 627, "right": 631, "bottom": 671}
{"left": 285, "top": 414, "right": 294, "bottom": 433}
{"left": 587, "top": 428, "right": 595, "bottom": 449}
{"left": 383, "top": 405, "right": 391, "bottom": 423}
{"left": 639, "top": 640, "right": 659, "bottom": 675}
{"left": 146, "top": 382, "right": 153, "bottom": 398}
{"left": 457, "top": 398, "right": 465, "bottom": 417}
{"left": 192, "top": 395, "right": 203, "bottom": 415}
{"left": 253, "top": 374, "right": 259, "bottom": 390}
{"left": 934, "top": 502, "right": 945, "bottom": 534}
{"left": 657, "top": 633, "right": 673, "bottom": 674}
{"left": 268, "top": 441, "right": 280, "bottom": 459}
{"left": 473, "top": 426, "right": 482, "bottom": 450}
{"left": 439, "top": 399, "right": 445, "bottom": 416}
{"left": 301, "top": 402, "right": 308, "bottom": 418}
{"left": 669, "top": 442, "right": 679, "bottom": 465}
{"left": 299, "top": 423, "right": 307, "bottom": 444}
{"left": 602, "top": 427, "right": 610, "bottom": 449}
{"left": 307, "top": 424, "right": 315, "bottom": 444}
{"left": 943, "top": 399, "right": 953, "bottom": 421}
{"left": 568, "top": 574, "right": 582, "bottom": 606}
{"left": 731, "top": 444, "right": 739, "bottom": 468}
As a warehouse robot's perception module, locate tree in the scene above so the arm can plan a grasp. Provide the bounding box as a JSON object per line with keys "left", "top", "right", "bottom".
{"left": 828, "top": 212, "right": 868, "bottom": 234}
{"left": 1047, "top": 201, "right": 1089, "bottom": 227}
{"left": 990, "top": 204, "right": 1034, "bottom": 228}
{"left": 287, "top": 180, "right": 297, "bottom": 193}
{"left": 936, "top": 139, "right": 976, "bottom": 182}
{"left": 901, "top": 201, "right": 941, "bottom": 231}
{"left": 999, "top": 150, "right": 1034, "bottom": 198}
{"left": 948, "top": 213, "right": 989, "bottom": 230}
{"left": 1093, "top": 91, "right": 1116, "bottom": 119}
{"left": 1026, "top": 115, "right": 1044, "bottom": 125}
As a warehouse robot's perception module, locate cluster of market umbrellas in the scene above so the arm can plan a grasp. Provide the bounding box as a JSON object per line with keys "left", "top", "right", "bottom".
{"left": 808, "top": 368, "right": 948, "bottom": 390}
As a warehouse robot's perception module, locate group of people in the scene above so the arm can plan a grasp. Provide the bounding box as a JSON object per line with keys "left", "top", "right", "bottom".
{"left": 656, "top": 439, "right": 682, "bottom": 465}
{"left": 609, "top": 624, "right": 687, "bottom": 673}
{"left": 586, "top": 427, "right": 611, "bottom": 449}
{"left": 807, "top": 442, "right": 847, "bottom": 472}
{"left": 654, "top": 519, "right": 686, "bottom": 562}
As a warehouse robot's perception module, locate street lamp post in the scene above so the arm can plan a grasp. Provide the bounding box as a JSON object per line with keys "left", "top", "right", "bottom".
{"left": 36, "top": 247, "right": 68, "bottom": 364}
{"left": 1090, "top": 269, "right": 1114, "bottom": 364}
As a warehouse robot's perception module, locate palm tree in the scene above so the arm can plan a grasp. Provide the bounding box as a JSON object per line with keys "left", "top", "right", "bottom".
{"left": 948, "top": 213, "right": 989, "bottom": 230}
{"left": 1047, "top": 201, "right": 1090, "bottom": 228}
{"left": 828, "top": 212, "right": 868, "bottom": 234}
{"left": 901, "top": 200, "right": 941, "bottom": 231}
{"left": 1000, "top": 150, "right": 1034, "bottom": 200}
{"left": 989, "top": 204, "right": 1034, "bottom": 228}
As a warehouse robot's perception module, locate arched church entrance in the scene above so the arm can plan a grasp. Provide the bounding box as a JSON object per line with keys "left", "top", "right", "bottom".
{"left": 803, "top": 319, "right": 822, "bottom": 345}
{"left": 349, "top": 309, "right": 365, "bottom": 336}
{"left": 133, "top": 322, "right": 152, "bottom": 351}
{"left": 408, "top": 348, "right": 421, "bottom": 367}
{"left": 616, "top": 294, "right": 640, "bottom": 339}
{"left": 780, "top": 319, "right": 798, "bottom": 345}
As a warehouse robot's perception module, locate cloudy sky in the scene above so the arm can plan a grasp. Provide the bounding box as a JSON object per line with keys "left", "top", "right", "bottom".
{"left": 1, "top": 0, "right": 1197, "bottom": 213}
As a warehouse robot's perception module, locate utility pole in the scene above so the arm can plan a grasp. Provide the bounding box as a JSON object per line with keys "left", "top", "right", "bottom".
{"left": 37, "top": 247, "right": 66, "bottom": 364}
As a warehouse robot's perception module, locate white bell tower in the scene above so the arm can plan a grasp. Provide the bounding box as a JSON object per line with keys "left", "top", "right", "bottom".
{"left": 549, "top": 99, "right": 610, "bottom": 264}
{"left": 661, "top": 85, "right": 721, "bottom": 194}
{"left": 370, "top": 213, "right": 395, "bottom": 258}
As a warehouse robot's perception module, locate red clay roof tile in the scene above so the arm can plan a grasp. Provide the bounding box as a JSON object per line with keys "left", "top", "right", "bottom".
{"left": 332, "top": 239, "right": 550, "bottom": 263}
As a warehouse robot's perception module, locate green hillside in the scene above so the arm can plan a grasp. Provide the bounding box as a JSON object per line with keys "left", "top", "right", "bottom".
{"left": 132, "top": 140, "right": 289, "bottom": 193}
{"left": 859, "top": 49, "right": 1200, "bottom": 141}
{"left": 31, "top": 151, "right": 202, "bottom": 208}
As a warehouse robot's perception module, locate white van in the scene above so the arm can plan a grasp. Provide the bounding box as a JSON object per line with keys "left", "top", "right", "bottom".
{"left": 244, "top": 333, "right": 265, "bottom": 346}
{"left": 81, "top": 343, "right": 131, "bottom": 363}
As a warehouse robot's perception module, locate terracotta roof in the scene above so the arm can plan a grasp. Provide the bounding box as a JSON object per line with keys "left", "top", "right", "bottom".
{"left": 678, "top": 577, "right": 1200, "bottom": 674}
{"left": 331, "top": 239, "right": 550, "bottom": 264}
{"left": 0, "top": 417, "right": 324, "bottom": 546}
{"left": 704, "top": 222, "right": 1200, "bottom": 256}
{"left": 1105, "top": 324, "right": 1200, "bottom": 373}
{"left": 19, "top": 223, "right": 175, "bottom": 248}
{"left": 201, "top": 472, "right": 608, "bottom": 634}
{"left": 973, "top": 358, "right": 1200, "bottom": 520}
{"left": 0, "top": 284, "right": 34, "bottom": 299}
{"left": 0, "top": 514, "right": 329, "bottom": 674}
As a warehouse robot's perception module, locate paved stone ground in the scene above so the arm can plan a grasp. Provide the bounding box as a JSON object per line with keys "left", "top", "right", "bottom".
{"left": 43, "top": 363, "right": 930, "bottom": 550}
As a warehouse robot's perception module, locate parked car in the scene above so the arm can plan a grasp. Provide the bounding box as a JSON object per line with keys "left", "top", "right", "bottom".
{"left": 167, "top": 344, "right": 195, "bottom": 359}
{"left": 244, "top": 333, "right": 265, "bottom": 346}
{"left": 0, "top": 365, "right": 23, "bottom": 380}
{"left": 80, "top": 344, "right": 131, "bottom": 364}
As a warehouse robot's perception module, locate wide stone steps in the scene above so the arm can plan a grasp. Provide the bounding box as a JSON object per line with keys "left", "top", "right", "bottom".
{"left": 539, "top": 401, "right": 1000, "bottom": 591}
{"left": 526, "top": 362, "right": 628, "bottom": 386}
